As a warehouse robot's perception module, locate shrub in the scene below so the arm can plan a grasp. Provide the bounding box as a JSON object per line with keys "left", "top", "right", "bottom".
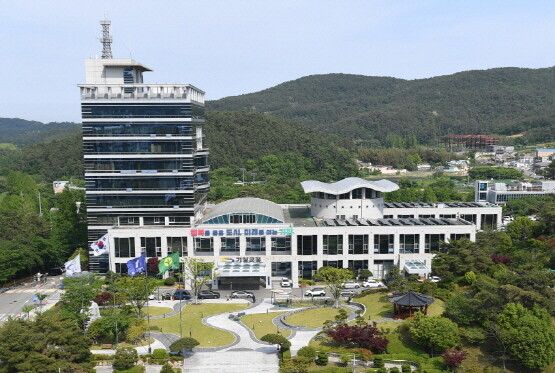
{"left": 169, "top": 337, "right": 199, "bottom": 352}
{"left": 327, "top": 324, "right": 388, "bottom": 353}
{"left": 164, "top": 277, "right": 176, "bottom": 286}
{"left": 160, "top": 363, "right": 178, "bottom": 373}
{"left": 316, "top": 351, "right": 328, "bottom": 366}
{"left": 401, "top": 364, "right": 411, "bottom": 373}
{"left": 373, "top": 356, "right": 384, "bottom": 368}
{"left": 152, "top": 348, "right": 168, "bottom": 359}
{"left": 299, "top": 279, "right": 315, "bottom": 286}
{"left": 297, "top": 346, "right": 316, "bottom": 360}
{"left": 389, "top": 368, "right": 400, "bottom": 373}
{"left": 376, "top": 368, "right": 388, "bottom": 373}
{"left": 113, "top": 348, "right": 138, "bottom": 371}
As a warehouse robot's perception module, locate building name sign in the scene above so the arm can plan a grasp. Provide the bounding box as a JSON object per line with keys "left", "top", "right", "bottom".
{"left": 220, "top": 256, "right": 262, "bottom": 263}
{"left": 191, "top": 228, "right": 294, "bottom": 237}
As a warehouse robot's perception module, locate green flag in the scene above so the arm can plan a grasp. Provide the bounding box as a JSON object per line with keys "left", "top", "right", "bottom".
{"left": 158, "top": 252, "right": 180, "bottom": 275}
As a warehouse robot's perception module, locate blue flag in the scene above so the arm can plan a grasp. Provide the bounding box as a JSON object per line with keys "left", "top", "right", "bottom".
{"left": 127, "top": 253, "right": 147, "bottom": 276}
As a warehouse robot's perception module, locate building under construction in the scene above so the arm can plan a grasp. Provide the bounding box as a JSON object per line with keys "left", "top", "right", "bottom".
{"left": 440, "top": 135, "right": 499, "bottom": 152}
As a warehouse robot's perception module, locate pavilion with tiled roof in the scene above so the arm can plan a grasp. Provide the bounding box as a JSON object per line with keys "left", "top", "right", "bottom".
{"left": 388, "top": 290, "right": 435, "bottom": 319}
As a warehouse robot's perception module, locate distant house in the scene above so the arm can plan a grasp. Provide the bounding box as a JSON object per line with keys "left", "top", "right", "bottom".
{"left": 416, "top": 164, "right": 431, "bottom": 171}
{"left": 536, "top": 149, "right": 555, "bottom": 158}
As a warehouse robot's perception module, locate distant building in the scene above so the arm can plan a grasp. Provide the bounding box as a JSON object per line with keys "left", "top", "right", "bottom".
{"left": 416, "top": 164, "right": 431, "bottom": 171}
{"left": 440, "top": 135, "right": 499, "bottom": 152}
{"left": 52, "top": 181, "right": 85, "bottom": 194}
{"left": 536, "top": 149, "right": 555, "bottom": 158}
{"left": 475, "top": 180, "right": 555, "bottom": 203}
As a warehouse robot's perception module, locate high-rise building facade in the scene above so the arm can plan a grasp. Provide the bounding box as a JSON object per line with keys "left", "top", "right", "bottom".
{"left": 79, "top": 22, "right": 208, "bottom": 272}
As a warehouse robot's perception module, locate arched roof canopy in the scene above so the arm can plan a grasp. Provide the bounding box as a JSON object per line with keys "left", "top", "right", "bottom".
{"left": 301, "top": 177, "right": 399, "bottom": 195}
{"left": 201, "top": 197, "right": 285, "bottom": 225}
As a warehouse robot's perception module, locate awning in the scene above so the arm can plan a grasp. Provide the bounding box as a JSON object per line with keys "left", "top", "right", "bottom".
{"left": 403, "top": 260, "right": 431, "bottom": 275}
{"left": 218, "top": 262, "right": 266, "bottom": 277}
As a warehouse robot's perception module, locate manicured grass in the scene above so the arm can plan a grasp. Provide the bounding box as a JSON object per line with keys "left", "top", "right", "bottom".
{"left": 286, "top": 307, "right": 345, "bottom": 328}
{"left": 148, "top": 303, "right": 247, "bottom": 347}
{"left": 427, "top": 298, "right": 444, "bottom": 316}
{"left": 145, "top": 306, "right": 173, "bottom": 317}
{"left": 353, "top": 292, "right": 392, "bottom": 320}
{"left": 241, "top": 311, "right": 291, "bottom": 340}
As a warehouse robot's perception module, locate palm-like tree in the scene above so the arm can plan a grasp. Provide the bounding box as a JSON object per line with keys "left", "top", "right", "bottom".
{"left": 22, "top": 304, "right": 34, "bottom": 319}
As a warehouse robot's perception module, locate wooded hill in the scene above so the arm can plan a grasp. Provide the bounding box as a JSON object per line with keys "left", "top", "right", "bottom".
{"left": 0, "top": 118, "right": 80, "bottom": 146}
{"left": 207, "top": 67, "right": 555, "bottom": 146}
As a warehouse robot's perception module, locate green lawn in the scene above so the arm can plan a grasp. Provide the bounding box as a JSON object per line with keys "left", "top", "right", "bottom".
{"left": 241, "top": 311, "right": 291, "bottom": 340}
{"left": 148, "top": 303, "right": 247, "bottom": 347}
{"left": 353, "top": 292, "right": 392, "bottom": 320}
{"left": 286, "top": 307, "right": 345, "bottom": 328}
{"left": 145, "top": 306, "right": 173, "bottom": 317}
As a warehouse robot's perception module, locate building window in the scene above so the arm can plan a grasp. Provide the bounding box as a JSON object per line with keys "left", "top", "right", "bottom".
{"left": 322, "top": 260, "right": 341, "bottom": 268}
{"left": 374, "top": 234, "right": 393, "bottom": 254}
{"left": 348, "top": 260, "right": 368, "bottom": 273}
{"left": 169, "top": 216, "right": 190, "bottom": 226}
{"left": 481, "top": 214, "right": 498, "bottom": 230}
{"left": 425, "top": 234, "right": 445, "bottom": 253}
{"left": 141, "top": 237, "right": 162, "bottom": 257}
{"left": 272, "top": 262, "right": 291, "bottom": 277}
{"left": 348, "top": 235, "right": 368, "bottom": 254}
{"left": 298, "top": 261, "right": 317, "bottom": 280}
{"left": 400, "top": 234, "right": 418, "bottom": 254}
{"left": 194, "top": 237, "right": 213, "bottom": 253}
{"left": 229, "top": 213, "right": 256, "bottom": 224}
{"left": 452, "top": 233, "right": 471, "bottom": 241}
{"left": 167, "top": 237, "right": 187, "bottom": 257}
{"left": 373, "top": 259, "right": 394, "bottom": 279}
{"left": 460, "top": 214, "right": 477, "bottom": 223}
{"left": 398, "top": 215, "right": 414, "bottom": 219}
{"left": 271, "top": 236, "right": 291, "bottom": 253}
{"left": 114, "top": 237, "right": 135, "bottom": 258}
{"left": 440, "top": 214, "right": 456, "bottom": 219}
{"left": 115, "top": 262, "right": 128, "bottom": 274}
{"left": 352, "top": 188, "right": 363, "bottom": 199}
{"left": 246, "top": 237, "right": 265, "bottom": 253}
{"left": 297, "top": 235, "right": 317, "bottom": 255}
{"left": 419, "top": 214, "right": 435, "bottom": 218}
{"left": 220, "top": 237, "right": 239, "bottom": 252}
{"left": 143, "top": 217, "right": 165, "bottom": 225}
{"left": 383, "top": 215, "right": 393, "bottom": 219}
{"left": 323, "top": 235, "right": 343, "bottom": 255}
{"left": 119, "top": 217, "right": 139, "bottom": 226}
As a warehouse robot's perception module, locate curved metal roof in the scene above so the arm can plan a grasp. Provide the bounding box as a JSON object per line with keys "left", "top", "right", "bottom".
{"left": 301, "top": 177, "right": 399, "bottom": 195}
{"left": 201, "top": 197, "right": 285, "bottom": 223}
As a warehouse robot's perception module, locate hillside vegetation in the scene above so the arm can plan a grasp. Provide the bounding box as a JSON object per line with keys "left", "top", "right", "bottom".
{"left": 208, "top": 67, "right": 555, "bottom": 145}
{"left": 0, "top": 118, "right": 80, "bottom": 146}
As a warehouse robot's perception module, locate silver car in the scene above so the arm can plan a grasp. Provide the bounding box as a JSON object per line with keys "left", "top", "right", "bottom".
{"left": 231, "top": 290, "right": 254, "bottom": 299}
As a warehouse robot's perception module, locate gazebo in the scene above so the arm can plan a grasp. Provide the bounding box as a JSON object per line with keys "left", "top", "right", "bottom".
{"left": 388, "top": 291, "right": 435, "bottom": 319}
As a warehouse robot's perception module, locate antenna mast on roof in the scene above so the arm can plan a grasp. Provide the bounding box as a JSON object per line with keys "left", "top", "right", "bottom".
{"left": 100, "top": 20, "right": 113, "bottom": 59}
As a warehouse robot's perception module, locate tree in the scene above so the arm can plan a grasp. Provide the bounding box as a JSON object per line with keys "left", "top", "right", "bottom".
{"left": 507, "top": 217, "right": 540, "bottom": 241}
{"left": 59, "top": 272, "right": 100, "bottom": 328}
{"left": 170, "top": 337, "right": 200, "bottom": 352}
{"left": 261, "top": 333, "right": 291, "bottom": 352}
{"left": 113, "top": 347, "right": 138, "bottom": 370}
{"left": 160, "top": 362, "right": 178, "bottom": 373}
{"left": 442, "top": 349, "right": 468, "bottom": 371}
{"left": 408, "top": 313, "right": 460, "bottom": 356}
{"left": 385, "top": 265, "right": 407, "bottom": 293}
{"left": 316, "top": 351, "right": 328, "bottom": 366}
{"left": 0, "top": 313, "right": 93, "bottom": 372}
{"left": 280, "top": 356, "right": 311, "bottom": 373}
{"left": 21, "top": 304, "right": 34, "bottom": 319}
{"left": 314, "top": 266, "right": 353, "bottom": 307}
{"left": 496, "top": 303, "right": 555, "bottom": 369}
{"left": 443, "top": 293, "right": 478, "bottom": 326}
{"left": 181, "top": 257, "right": 216, "bottom": 303}
{"left": 126, "top": 318, "right": 147, "bottom": 345}
{"left": 358, "top": 269, "right": 373, "bottom": 280}
{"left": 114, "top": 276, "right": 157, "bottom": 317}
{"left": 296, "top": 346, "right": 316, "bottom": 360}
{"left": 327, "top": 324, "right": 388, "bottom": 353}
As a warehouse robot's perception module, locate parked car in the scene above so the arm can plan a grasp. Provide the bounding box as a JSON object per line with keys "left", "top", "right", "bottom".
{"left": 172, "top": 290, "right": 192, "bottom": 300}
{"left": 198, "top": 290, "right": 220, "bottom": 299}
{"left": 231, "top": 290, "right": 254, "bottom": 299}
{"left": 305, "top": 287, "right": 326, "bottom": 297}
{"left": 342, "top": 280, "right": 360, "bottom": 289}
{"left": 362, "top": 279, "right": 386, "bottom": 288}
{"left": 162, "top": 292, "right": 172, "bottom": 300}
{"left": 280, "top": 278, "right": 292, "bottom": 287}
{"left": 429, "top": 276, "right": 441, "bottom": 283}
{"left": 341, "top": 289, "right": 358, "bottom": 297}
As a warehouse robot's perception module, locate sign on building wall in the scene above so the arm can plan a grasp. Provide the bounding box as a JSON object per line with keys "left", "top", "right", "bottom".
{"left": 191, "top": 228, "right": 294, "bottom": 237}
{"left": 220, "top": 256, "right": 263, "bottom": 263}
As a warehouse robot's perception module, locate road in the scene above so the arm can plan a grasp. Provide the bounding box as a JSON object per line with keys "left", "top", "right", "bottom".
{"left": 0, "top": 276, "right": 62, "bottom": 322}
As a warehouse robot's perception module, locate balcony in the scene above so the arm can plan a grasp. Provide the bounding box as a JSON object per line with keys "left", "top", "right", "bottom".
{"left": 79, "top": 84, "right": 205, "bottom": 104}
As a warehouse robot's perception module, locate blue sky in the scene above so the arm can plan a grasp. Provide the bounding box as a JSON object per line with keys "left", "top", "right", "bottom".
{"left": 2, "top": 1, "right": 555, "bottom": 122}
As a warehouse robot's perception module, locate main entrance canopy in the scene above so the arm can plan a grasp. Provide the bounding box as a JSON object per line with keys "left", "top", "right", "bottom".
{"left": 218, "top": 262, "right": 267, "bottom": 277}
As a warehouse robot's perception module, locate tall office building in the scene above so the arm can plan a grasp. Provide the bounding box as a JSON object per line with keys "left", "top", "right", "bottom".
{"left": 79, "top": 21, "right": 209, "bottom": 272}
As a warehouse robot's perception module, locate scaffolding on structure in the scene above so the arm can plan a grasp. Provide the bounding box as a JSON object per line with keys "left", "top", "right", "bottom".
{"left": 440, "top": 134, "right": 499, "bottom": 152}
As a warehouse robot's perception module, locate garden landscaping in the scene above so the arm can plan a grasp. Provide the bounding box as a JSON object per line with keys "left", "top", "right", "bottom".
{"left": 240, "top": 311, "right": 291, "bottom": 339}
{"left": 285, "top": 307, "right": 347, "bottom": 328}
{"left": 148, "top": 303, "right": 248, "bottom": 347}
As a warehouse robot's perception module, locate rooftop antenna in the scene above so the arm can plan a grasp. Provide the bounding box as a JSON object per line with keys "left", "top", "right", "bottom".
{"left": 100, "top": 20, "right": 113, "bottom": 59}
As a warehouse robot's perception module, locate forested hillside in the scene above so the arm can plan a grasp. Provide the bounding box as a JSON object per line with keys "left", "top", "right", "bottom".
{"left": 0, "top": 118, "right": 80, "bottom": 146}
{"left": 208, "top": 67, "right": 555, "bottom": 146}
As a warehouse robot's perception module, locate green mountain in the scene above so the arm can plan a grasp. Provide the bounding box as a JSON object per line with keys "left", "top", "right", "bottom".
{"left": 207, "top": 67, "right": 555, "bottom": 145}
{"left": 0, "top": 118, "right": 80, "bottom": 146}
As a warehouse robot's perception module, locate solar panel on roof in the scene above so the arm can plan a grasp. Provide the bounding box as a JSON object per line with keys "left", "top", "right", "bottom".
{"left": 324, "top": 219, "right": 336, "bottom": 226}
{"left": 357, "top": 219, "right": 369, "bottom": 226}
{"left": 367, "top": 219, "right": 379, "bottom": 226}
{"left": 420, "top": 218, "right": 433, "bottom": 225}
{"left": 335, "top": 220, "right": 346, "bottom": 226}
{"left": 377, "top": 219, "right": 391, "bottom": 226}
{"left": 410, "top": 218, "right": 424, "bottom": 225}
{"left": 346, "top": 219, "right": 357, "bottom": 226}
{"left": 399, "top": 219, "right": 413, "bottom": 225}
{"left": 390, "top": 219, "right": 402, "bottom": 225}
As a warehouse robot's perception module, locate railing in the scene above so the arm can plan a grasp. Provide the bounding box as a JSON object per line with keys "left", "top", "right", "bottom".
{"left": 79, "top": 84, "right": 205, "bottom": 103}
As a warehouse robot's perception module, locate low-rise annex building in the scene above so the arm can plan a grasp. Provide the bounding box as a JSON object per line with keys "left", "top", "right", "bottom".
{"left": 107, "top": 177, "right": 502, "bottom": 289}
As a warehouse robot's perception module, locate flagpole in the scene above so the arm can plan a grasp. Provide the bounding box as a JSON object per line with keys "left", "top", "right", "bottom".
{"left": 143, "top": 256, "right": 152, "bottom": 354}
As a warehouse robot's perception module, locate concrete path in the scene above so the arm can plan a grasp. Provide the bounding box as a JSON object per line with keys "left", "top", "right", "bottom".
{"left": 183, "top": 350, "right": 279, "bottom": 373}
{"left": 90, "top": 338, "right": 166, "bottom": 355}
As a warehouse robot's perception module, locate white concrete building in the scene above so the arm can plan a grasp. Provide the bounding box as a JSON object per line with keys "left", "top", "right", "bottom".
{"left": 107, "top": 178, "right": 501, "bottom": 289}
{"left": 475, "top": 180, "right": 555, "bottom": 204}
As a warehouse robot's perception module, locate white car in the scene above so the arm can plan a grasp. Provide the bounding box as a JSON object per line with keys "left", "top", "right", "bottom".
{"left": 305, "top": 287, "right": 326, "bottom": 297}
{"left": 362, "top": 279, "right": 386, "bottom": 288}
{"left": 280, "top": 278, "right": 292, "bottom": 287}
{"left": 429, "top": 276, "right": 441, "bottom": 283}
{"left": 342, "top": 281, "right": 361, "bottom": 289}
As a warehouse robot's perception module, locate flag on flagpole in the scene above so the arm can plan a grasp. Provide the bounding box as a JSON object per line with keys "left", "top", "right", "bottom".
{"left": 127, "top": 253, "right": 147, "bottom": 276}
{"left": 158, "top": 252, "right": 180, "bottom": 275}
{"left": 91, "top": 234, "right": 110, "bottom": 256}
{"left": 64, "top": 254, "right": 82, "bottom": 277}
